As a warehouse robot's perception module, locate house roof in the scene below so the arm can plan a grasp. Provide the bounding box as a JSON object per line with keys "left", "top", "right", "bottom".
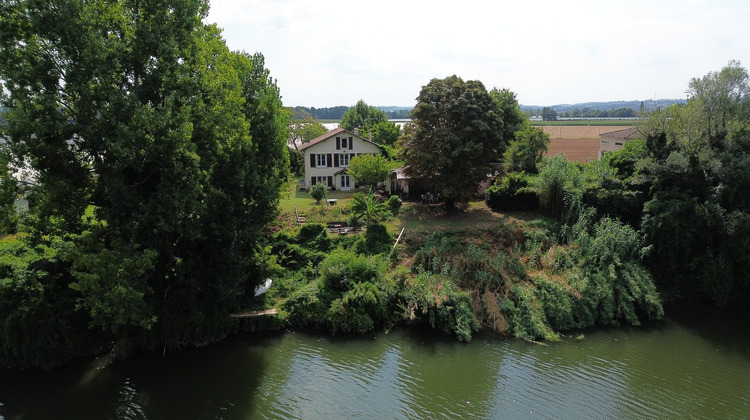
{"left": 298, "top": 127, "right": 381, "bottom": 151}
{"left": 600, "top": 127, "right": 641, "bottom": 140}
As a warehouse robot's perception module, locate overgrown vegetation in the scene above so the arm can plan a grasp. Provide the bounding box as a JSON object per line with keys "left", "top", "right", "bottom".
{"left": 262, "top": 194, "right": 663, "bottom": 344}
{"left": 490, "top": 61, "right": 750, "bottom": 307}
{"left": 1, "top": 9, "right": 744, "bottom": 372}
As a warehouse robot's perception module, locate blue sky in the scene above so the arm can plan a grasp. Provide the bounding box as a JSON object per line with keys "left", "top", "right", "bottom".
{"left": 206, "top": 0, "right": 750, "bottom": 107}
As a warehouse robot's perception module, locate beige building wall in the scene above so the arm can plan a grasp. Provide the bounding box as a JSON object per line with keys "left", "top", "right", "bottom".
{"left": 302, "top": 131, "right": 381, "bottom": 190}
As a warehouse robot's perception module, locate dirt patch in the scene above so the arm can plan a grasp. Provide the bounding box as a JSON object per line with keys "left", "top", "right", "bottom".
{"left": 546, "top": 138, "right": 601, "bottom": 163}
{"left": 540, "top": 126, "right": 631, "bottom": 139}
{"left": 538, "top": 126, "right": 632, "bottom": 163}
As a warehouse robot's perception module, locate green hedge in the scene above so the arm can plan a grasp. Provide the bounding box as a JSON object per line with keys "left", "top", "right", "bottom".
{"left": 485, "top": 172, "right": 539, "bottom": 212}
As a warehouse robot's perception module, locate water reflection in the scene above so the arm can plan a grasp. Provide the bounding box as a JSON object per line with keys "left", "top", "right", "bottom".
{"left": 1, "top": 311, "right": 749, "bottom": 419}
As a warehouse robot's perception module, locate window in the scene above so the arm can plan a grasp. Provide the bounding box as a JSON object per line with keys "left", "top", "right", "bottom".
{"left": 337, "top": 136, "right": 353, "bottom": 150}
{"left": 339, "top": 153, "right": 350, "bottom": 167}
{"left": 601, "top": 140, "right": 608, "bottom": 144}
{"left": 316, "top": 154, "right": 326, "bottom": 167}
{"left": 340, "top": 174, "right": 350, "bottom": 190}
{"left": 312, "top": 176, "right": 328, "bottom": 186}
{"left": 615, "top": 141, "right": 623, "bottom": 146}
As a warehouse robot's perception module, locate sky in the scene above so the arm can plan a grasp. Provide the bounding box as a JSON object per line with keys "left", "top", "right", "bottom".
{"left": 205, "top": 0, "right": 750, "bottom": 108}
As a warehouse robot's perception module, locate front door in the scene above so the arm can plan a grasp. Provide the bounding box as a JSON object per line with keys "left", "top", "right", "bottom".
{"left": 340, "top": 175, "right": 351, "bottom": 191}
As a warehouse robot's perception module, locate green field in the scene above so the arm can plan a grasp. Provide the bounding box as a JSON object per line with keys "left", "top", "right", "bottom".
{"left": 532, "top": 119, "right": 638, "bottom": 126}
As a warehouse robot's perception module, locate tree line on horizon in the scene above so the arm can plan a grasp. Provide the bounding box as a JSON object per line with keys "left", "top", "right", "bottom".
{"left": 288, "top": 99, "right": 687, "bottom": 122}
{"left": 289, "top": 106, "right": 411, "bottom": 120}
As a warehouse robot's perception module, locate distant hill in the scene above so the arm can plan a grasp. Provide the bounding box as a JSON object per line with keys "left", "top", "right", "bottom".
{"left": 520, "top": 99, "right": 686, "bottom": 114}
{"left": 292, "top": 100, "right": 688, "bottom": 121}
{"left": 291, "top": 105, "right": 412, "bottom": 120}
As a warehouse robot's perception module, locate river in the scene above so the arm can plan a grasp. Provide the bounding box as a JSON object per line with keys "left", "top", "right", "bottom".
{"left": 1, "top": 304, "right": 748, "bottom": 419}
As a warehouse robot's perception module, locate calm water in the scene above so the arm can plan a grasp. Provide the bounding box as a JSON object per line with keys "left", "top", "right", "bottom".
{"left": 1, "top": 305, "right": 749, "bottom": 419}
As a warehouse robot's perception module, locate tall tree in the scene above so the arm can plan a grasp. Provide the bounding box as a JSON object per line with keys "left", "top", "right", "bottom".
{"left": 340, "top": 99, "right": 400, "bottom": 145}
{"left": 369, "top": 120, "right": 401, "bottom": 146}
{"left": 504, "top": 126, "right": 550, "bottom": 174}
{"left": 288, "top": 109, "right": 327, "bottom": 151}
{"left": 340, "top": 99, "right": 388, "bottom": 132}
{"left": 490, "top": 88, "right": 527, "bottom": 143}
{"left": 639, "top": 61, "right": 750, "bottom": 305}
{"left": 541, "top": 107, "right": 558, "bottom": 121}
{"left": 399, "top": 76, "right": 506, "bottom": 209}
{"left": 0, "top": 0, "right": 289, "bottom": 364}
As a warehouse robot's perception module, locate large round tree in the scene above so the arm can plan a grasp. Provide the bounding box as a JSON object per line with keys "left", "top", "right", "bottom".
{"left": 399, "top": 76, "right": 506, "bottom": 209}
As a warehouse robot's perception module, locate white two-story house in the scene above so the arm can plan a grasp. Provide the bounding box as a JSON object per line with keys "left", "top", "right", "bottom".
{"left": 299, "top": 127, "right": 382, "bottom": 190}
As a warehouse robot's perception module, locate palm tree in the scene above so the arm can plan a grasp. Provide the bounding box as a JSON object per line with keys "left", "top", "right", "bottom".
{"left": 351, "top": 191, "right": 389, "bottom": 226}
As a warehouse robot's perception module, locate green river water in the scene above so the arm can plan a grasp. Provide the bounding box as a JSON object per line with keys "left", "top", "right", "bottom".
{"left": 1, "top": 304, "right": 748, "bottom": 419}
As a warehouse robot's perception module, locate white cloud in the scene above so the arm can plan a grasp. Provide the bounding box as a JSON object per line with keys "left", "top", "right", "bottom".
{"left": 207, "top": 0, "right": 750, "bottom": 107}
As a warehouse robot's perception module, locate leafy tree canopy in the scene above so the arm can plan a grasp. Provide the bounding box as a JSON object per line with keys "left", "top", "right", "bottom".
{"left": 541, "top": 107, "right": 558, "bottom": 121}
{"left": 341, "top": 100, "right": 388, "bottom": 132}
{"left": 287, "top": 109, "right": 328, "bottom": 151}
{"left": 340, "top": 99, "right": 400, "bottom": 145}
{"left": 490, "top": 88, "right": 528, "bottom": 143}
{"left": 636, "top": 61, "right": 750, "bottom": 305}
{"left": 504, "top": 126, "right": 550, "bottom": 174}
{"left": 348, "top": 154, "right": 391, "bottom": 190}
{"left": 399, "top": 75, "right": 507, "bottom": 208}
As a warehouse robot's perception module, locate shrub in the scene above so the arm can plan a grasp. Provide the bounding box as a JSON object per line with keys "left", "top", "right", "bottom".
{"left": 536, "top": 155, "right": 582, "bottom": 217}
{"left": 318, "top": 248, "right": 385, "bottom": 294}
{"left": 503, "top": 283, "right": 559, "bottom": 341}
{"left": 399, "top": 270, "right": 479, "bottom": 341}
{"left": 362, "top": 224, "right": 392, "bottom": 255}
{"left": 327, "top": 281, "right": 388, "bottom": 333}
{"left": 532, "top": 275, "right": 577, "bottom": 331}
{"left": 561, "top": 199, "right": 664, "bottom": 326}
{"left": 485, "top": 172, "right": 539, "bottom": 212}
{"left": 310, "top": 183, "right": 327, "bottom": 203}
{"left": 386, "top": 195, "right": 402, "bottom": 213}
{"left": 297, "top": 223, "right": 332, "bottom": 252}
{"left": 281, "top": 281, "right": 327, "bottom": 328}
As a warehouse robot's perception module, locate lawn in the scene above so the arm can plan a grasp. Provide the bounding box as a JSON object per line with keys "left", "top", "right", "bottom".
{"left": 278, "top": 177, "right": 538, "bottom": 241}
{"left": 279, "top": 177, "right": 358, "bottom": 213}
{"left": 383, "top": 201, "right": 536, "bottom": 241}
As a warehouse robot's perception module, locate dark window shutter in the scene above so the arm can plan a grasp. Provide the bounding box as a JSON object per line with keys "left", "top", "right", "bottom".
{"left": 350, "top": 153, "right": 355, "bottom": 161}
{"left": 334, "top": 154, "right": 339, "bottom": 167}
{"left": 311, "top": 177, "right": 317, "bottom": 185}
{"left": 349, "top": 137, "right": 354, "bottom": 150}
{"left": 328, "top": 176, "right": 333, "bottom": 186}
{"left": 336, "top": 137, "right": 340, "bottom": 150}
{"left": 310, "top": 153, "right": 316, "bottom": 168}
{"left": 327, "top": 153, "right": 332, "bottom": 167}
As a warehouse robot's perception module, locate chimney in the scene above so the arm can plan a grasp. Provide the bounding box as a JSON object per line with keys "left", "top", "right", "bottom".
{"left": 353, "top": 128, "right": 359, "bottom": 135}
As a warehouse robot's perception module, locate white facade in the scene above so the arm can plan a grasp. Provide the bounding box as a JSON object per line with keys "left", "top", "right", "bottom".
{"left": 300, "top": 128, "right": 382, "bottom": 190}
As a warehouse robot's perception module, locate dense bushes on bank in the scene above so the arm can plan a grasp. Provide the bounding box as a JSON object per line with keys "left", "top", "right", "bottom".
{"left": 263, "top": 201, "right": 663, "bottom": 344}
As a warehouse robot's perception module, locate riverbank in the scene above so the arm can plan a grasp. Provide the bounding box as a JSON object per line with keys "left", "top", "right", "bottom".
{"left": 257, "top": 191, "right": 663, "bottom": 343}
